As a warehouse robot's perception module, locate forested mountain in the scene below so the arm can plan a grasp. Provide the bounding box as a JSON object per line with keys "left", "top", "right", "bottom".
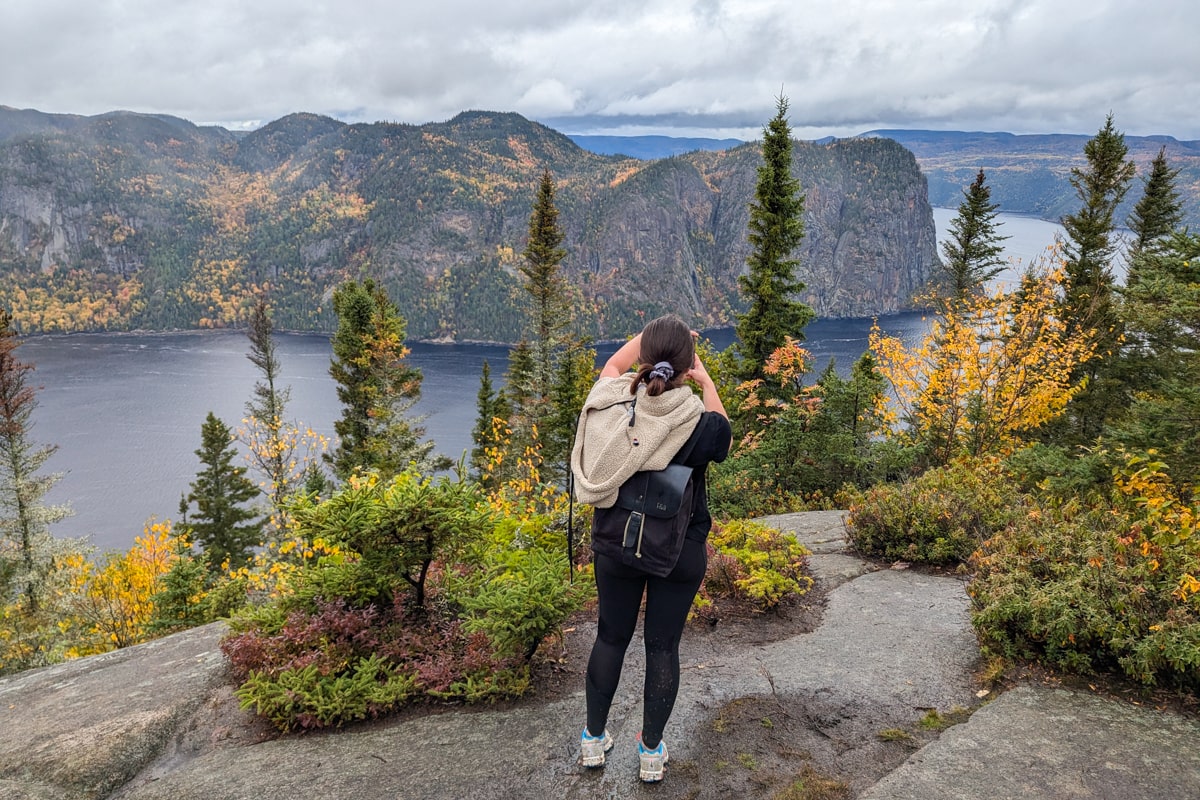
{"left": 867, "top": 129, "right": 1200, "bottom": 227}
{"left": 0, "top": 106, "right": 938, "bottom": 339}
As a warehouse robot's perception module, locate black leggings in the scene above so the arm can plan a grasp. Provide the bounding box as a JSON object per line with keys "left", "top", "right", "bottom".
{"left": 585, "top": 537, "right": 707, "bottom": 750}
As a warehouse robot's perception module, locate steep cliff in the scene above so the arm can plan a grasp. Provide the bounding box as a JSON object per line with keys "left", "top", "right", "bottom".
{"left": 0, "top": 107, "right": 939, "bottom": 339}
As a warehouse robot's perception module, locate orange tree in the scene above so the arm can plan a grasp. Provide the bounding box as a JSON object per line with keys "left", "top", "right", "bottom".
{"left": 871, "top": 262, "right": 1099, "bottom": 466}
{"left": 62, "top": 521, "right": 180, "bottom": 654}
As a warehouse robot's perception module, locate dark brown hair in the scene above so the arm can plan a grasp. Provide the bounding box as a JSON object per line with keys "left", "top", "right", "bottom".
{"left": 631, "top": 314, "right": 694, "bottom": 397}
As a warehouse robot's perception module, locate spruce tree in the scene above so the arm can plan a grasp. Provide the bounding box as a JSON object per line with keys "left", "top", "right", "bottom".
{"left": 243, "top": 296, "right": 294, "bottom": 509}
{"left": 734, "top": 95, "right": 814, "bottom": 386}
{"left": 326, "top": 280, "right": 443, "bottom": 479}
{"left": 1061, "top": 114, "right": 1135, "bottom": 329}
{"left": 1057, "top": 114, "right": 1137, "bottom": 444}
{"left": 1127, "top": 146, "right": 1184, "bottom": 266}
{"left": 936, "top": 169, "right": 1008, "bottom": 307}
{"left": 326, "top": 281, "right": 374, "bottom": 478}
{"left": 147, "top": 538, "right": 209, "bottom": 634}
{"left": 469, "top": 360, "right": 510, "bottom": 487}
{"left": 497, "top": 340, "right": 536, "bottom": 485}
{"left": 808, "top": 353, "right": 891, "bottom": 490}
{"left": 544, "top": 337, "right": 596, "bottom": 487}
{"left": 0, "top": 311, "right": 71, "bottom": 612}
{"left": 1111, "top": 230, "right": 1200, "bottom": 487}
{"left": 520, "top": 169, "right": 571, "bottom": 402}
{"left": 185, "top": 412, "right": 262, "bottom": 573}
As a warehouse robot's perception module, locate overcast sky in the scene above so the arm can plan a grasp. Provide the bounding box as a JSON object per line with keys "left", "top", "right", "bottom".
{"left": 3, "top": 0, "right": 1197, "bottom": 141}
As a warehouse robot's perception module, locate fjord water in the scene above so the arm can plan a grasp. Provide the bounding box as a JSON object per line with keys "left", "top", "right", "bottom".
{"left": 30, "top": 210, "right": 1065, "bottom": 551}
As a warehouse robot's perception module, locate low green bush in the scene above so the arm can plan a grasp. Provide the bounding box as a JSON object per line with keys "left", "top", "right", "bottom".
{"left": 289, "top": 469, "right": 493, "bottom": 607}
{"left": 444, "top": 514, "right": 593, "bottom": 661}
{"left": 237, "top": 655, "right": 418, "bottom": 730}
{"left": 707, "top": 457, "right": 811, "bottom": 519}
{"left": 223, "top": 595, "right": 527, "bottom": 730}
{"left": 846, "top": 457, "right": 1024, "bottom": 565}
{"left": 220, "top": 472, "right": 584, "bottom": 731}
{"left": 970, "top": 457, "right": 1200, "bottom": 691}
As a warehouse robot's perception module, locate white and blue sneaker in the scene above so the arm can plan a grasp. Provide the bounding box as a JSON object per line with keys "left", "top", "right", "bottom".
{"left": 580, "top": 728, "right": 614, "bottom": 768}
{"left": 637, "top": 733, "right": 668, "bottom": 782}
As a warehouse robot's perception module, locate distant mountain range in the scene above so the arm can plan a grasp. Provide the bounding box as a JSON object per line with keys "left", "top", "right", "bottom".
{"left": 0, "top": 107, "right": 937, "bottom": 338}
{"left": 567, "top": 128, "right": 1200, "bottom": 229}
{"left": 863, "top": 129, "right": 1200, "bottom": 228}
{"left": 566, "top": 134, "right": 744, "bottom": 159}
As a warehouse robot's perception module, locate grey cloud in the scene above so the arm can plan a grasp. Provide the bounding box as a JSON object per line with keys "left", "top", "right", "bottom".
{"left": 1, "top": 0, "right": 1197, "bottom": 139}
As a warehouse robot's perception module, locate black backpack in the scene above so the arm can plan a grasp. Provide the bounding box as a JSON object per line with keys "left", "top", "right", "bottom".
{"left": 589, "top": 430, "right": 699, "bottom": 577}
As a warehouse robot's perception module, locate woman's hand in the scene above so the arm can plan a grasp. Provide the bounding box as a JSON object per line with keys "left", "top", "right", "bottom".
{"left": 686, "top": 353, "right": 714, "bottom": 388}
{"left": 687, "top": 352, "right": 727, "bottom": 418}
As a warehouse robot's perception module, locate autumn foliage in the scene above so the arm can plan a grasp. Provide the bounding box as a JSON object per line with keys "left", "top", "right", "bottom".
{"left": 62, "top": 522, "right": 180, "bottom": 652}
{"left": 970, "top": 454, "right": 1200, "bottom": 690}
{"left": 1, "top": 521, "right": 200, "bottom": 671}
{"left": 871, "top": 262, "right": 1098, "bottom": 465}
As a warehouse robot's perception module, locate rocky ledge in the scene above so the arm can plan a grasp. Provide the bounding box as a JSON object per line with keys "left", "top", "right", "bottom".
{"left": 2, "top": 512, "right": 1197, "bottom": 799}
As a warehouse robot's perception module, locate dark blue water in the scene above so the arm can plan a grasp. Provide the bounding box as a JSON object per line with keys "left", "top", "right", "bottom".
{"left": 24, "top": 316, "right": 926, "bottom": 551}
{"left": 23, "top": 210, "right": 1066, "bottom": 552}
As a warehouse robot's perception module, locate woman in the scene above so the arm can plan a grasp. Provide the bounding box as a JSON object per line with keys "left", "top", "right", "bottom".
{"left": 569, "top": 314, "right": 731, "bottom": 783}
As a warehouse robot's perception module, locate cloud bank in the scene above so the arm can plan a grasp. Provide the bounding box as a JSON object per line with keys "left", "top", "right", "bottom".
{"left": 3, "top": 0, "right": 1196, "bottom": 139}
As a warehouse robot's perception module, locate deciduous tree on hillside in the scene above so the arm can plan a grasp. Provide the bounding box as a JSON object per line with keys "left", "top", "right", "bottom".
{"left": 238, "top": 296, "right": 327, "bottom": 524}
{"left": 872, "top": 267, "right": 1098, "bottom": 466}
{"left": 241, "top": 297, "right": 292, "bottom": 507}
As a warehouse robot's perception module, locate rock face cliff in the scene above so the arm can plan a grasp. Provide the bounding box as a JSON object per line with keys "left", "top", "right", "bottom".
{"left": 567, "top": 137, "right": 938, "bottom": 331}
{"left": 0, "top": 108, "right": 939, "bottom": 339}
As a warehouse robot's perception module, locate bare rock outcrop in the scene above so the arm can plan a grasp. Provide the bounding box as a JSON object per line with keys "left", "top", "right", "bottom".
{"left": 0, "top": 622, "right": 228, "bottom": 800}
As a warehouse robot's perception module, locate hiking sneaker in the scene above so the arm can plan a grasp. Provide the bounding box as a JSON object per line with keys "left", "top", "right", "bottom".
{"left": 637, "top": 733, "right": 669, "bottom": 782}
{"left": 580, "top": 728, "right": 614, "bottom": 768}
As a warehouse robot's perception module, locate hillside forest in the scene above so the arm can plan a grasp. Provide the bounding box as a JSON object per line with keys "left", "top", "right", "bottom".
{"left": 0, "top": 107, "right": 937, "bottom": 339}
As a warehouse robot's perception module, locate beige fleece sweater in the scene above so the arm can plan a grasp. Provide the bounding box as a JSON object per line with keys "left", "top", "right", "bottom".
{"left": 570, "top": 374, "right": 704, "bottom": 508}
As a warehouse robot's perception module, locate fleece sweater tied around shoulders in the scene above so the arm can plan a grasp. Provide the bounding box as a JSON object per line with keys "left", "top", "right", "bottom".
{"left": 570, "top": 374, "right": 704, "bottom": 508}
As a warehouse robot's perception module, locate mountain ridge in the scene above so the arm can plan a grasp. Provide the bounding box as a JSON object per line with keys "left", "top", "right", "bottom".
{"left": 561, "top": 128, "right": 1200, "bottom": 229}
{"left": 0, "top": 106, "right": 937, "bottom": 339}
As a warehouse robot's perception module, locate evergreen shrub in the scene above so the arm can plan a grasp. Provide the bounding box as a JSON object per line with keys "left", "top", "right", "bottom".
{"left": 444, "top": 514, "right": 592, "bottom": 661}
{"left": 970, "top": 456, "right": 1200, "bottom": 690}
{"left": 220, "top": 471, "right": 583, "bottom": 731}
{"left": 846, "top": 457, "right": 1024, "bottom": 565}
{"left": 223, "top": 595, "right": 526, "bottom": 730}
